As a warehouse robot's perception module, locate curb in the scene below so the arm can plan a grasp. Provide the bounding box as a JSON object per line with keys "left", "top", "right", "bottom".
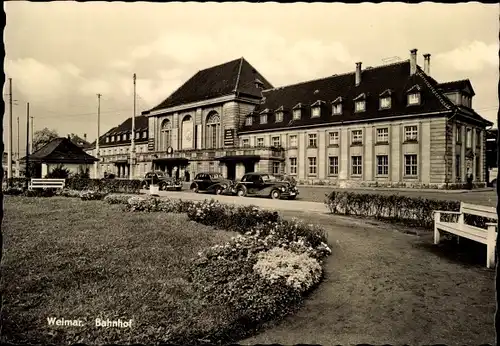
{"left": 294, "top": 185, "right": 494, "bottom": 193}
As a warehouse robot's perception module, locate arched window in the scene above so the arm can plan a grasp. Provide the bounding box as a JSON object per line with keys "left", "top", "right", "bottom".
{"left": 205, "top": 112, "right": 220, "bottom": 149}
{"left": 160, "top": 119, "right": 172, "bottom": 151}
{"left": 181, "top": 115, "right": 194, "bottom": 150}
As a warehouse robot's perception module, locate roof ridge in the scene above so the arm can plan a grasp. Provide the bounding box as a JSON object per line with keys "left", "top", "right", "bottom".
{"left": 198, "top": 57, "right": 241, "bottom": 73}
{"left": 438, "top": 78, "right": 470, "bottom": 85}
{"left": 415, "top": 69, "right": 453, "bottom": 110}
{"left": 263, "top": 60, "right": 410, "bottom": 92}
{"left": 233, "top": 57, "right": 244, "bottom": 92}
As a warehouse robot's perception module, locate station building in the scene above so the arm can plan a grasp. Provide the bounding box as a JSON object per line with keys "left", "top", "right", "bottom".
{"left": 87, "top": 49, "right": 492, "bottom": 188}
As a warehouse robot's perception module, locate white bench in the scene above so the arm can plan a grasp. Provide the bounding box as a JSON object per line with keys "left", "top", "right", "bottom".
{"left": 29, "top": 178, "right": 66, "bottom": 190}
{"left": 433, "top": 202, "right": 498, "bottom": 268}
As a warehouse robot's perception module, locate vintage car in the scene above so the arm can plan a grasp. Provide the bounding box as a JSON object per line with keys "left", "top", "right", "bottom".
{"left": 234, "top": 172, "right": 299, "bottom": 199}
{"left": 190, "top": 172, "right": 235, "bottom": 195}
{"left": 141, "top": 171, "right": 183, "bottom": 191}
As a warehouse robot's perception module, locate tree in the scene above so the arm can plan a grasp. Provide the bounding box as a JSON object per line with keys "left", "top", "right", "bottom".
{"left": 33, "top": 128, "right": 59, "bottom": 152}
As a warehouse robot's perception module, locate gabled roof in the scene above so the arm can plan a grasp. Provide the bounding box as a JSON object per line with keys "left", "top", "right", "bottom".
{"left": 240, "top": 60, "right": 491, "bottom": 132}
{"left": 89, "top": 115, "right": 149, "bottom": 148}
{"left": 22, "top": 137, "right": 98, "bottom": 163}
{"left": 438, "top": 79, "right": 475, "bottom": 96}
{"left": 147, "top": 57, "right": 273, "bottom": 112}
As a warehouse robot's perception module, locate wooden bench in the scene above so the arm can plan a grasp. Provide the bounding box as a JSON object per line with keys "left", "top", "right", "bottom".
{"left": 28, "top": 178, "right": 66, "bottom": 190}
{"left": 433, "top": 202, "right": 498, "bottom": 268}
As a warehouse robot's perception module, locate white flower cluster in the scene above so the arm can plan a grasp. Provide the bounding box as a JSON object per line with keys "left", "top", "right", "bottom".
{"left": 253, "top": 247, "right": 323, "bottom": 292}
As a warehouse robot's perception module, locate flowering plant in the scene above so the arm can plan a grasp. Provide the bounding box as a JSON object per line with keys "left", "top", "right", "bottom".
{"left": 253, "top": 247, "right": 323, "bottom": 292}
{"left": 79, "top": 190, "right": 108, "bottom": 201}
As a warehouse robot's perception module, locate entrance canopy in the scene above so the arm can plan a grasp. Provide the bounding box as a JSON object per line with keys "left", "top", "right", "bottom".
{"left": 217, "top": 155, "right": 260, "bottom": 163}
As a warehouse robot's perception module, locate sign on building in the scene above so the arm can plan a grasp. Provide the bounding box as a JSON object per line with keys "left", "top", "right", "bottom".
{"left": 224, "top": 129, "right": 235, "bottom": 146}
{"left": 148, "top": 138, "right": 155, "bottom": 151}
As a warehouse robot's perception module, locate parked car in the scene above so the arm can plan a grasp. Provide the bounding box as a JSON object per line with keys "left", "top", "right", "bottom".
{"left": 489, "top": 167, "right": 498, "bottom": 188}
{"left": 234, "top": 172, "right": 299, "bottom": 199}
{"left": 190, "top": 172, "right": 235, "bottom": 195}
{"left": 141, "top": 171, "right": 183, "bottom": 191}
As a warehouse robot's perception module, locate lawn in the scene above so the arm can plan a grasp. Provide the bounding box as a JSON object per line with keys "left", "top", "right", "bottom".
{"left": 1, "top": 196, "right": 238, "bottom": 345}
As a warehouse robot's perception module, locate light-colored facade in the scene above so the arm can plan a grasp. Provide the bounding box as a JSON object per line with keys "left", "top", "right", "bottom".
{"left": 86, "top": 50, "right": 492, "bottom": 188}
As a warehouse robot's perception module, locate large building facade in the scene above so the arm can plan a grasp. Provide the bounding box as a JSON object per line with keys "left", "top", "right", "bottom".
{"left": 87, "top": 49, "right": 493, "bottom": 188}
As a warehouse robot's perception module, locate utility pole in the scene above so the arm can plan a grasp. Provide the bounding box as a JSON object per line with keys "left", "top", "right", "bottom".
{"left": 16, "top": 116, "right": 20, "bottom": 177}
{"left": 7, "top": 78, "right": 13, "bottom": 182}
{"left": 130, "top": 73, "right": 136, "bottom": 180}
{"left": 25, "top": 103, "right": 30, "bottom": 187}
{"left": 30, "top": 116, "right": 34, "bottom": 154}
{"left": 95, "top": 93, "right": 101, "bottom": 179}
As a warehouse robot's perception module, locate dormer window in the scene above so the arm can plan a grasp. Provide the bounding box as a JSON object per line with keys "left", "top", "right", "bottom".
{"left": 245, "top": 116, "right": 253, "bottom": 126}
{"left": 407, "top": 85, "right": 421, "bottom": 106}
{"left": 135, "top": 132, "right": 140, "bottom": 139}
{"left": 311, "top": 100, "right": 324, "bottom": 118}
{"left": 379, "top": 89, "right": 392, "bottom": 109}
{"left": 331, "top": 97, "right": 343, "bottom": 115}
{"left": 292, "top": 103, "right": 303, "bottom": 120}
{"left": 106, "top": 137, "right": 110, "bottom": 143}
{"left": 275, "top": 111, "right": 283, "bottom": 123}
{"left": 353, "top": 93, "right": 366, "bottom": 113}
{"left": 111, "top": 135, "right": 115, "bottom": 142}
{"left": 142, "top": 131, "right": 147, "bottom": 139}
{"left": 260, "top": 114, "right": 268, "bottom": 124}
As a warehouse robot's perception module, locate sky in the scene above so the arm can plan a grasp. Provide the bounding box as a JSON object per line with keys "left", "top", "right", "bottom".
{"left": 3, "top": 2, "right": 499, "bottom": 156}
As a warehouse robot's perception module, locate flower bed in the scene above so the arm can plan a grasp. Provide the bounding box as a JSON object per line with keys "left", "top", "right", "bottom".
{"left": 324, "top": 191, "right": 491, "bottom": 229}
{"left": 105, "top": 195, "right": 331, "bottom": 344}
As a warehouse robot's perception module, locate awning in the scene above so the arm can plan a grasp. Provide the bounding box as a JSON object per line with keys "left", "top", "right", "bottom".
{"left": 153, "top": 157, "right": 189, "bottom": 165}
{"left": 217, "top": 155, "right": 261, "bottom": 163}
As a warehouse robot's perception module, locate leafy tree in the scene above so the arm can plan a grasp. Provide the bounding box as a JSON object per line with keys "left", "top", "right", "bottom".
{"left": 33, "top": 128, "right": 59, "bottom": 152}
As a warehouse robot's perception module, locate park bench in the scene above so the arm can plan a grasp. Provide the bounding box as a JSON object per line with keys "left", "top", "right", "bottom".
{"left": 28, "top": 178, "right": 66, "bottom": 190}
{"left": 433, "top": 202, "right": 498, "bottom": 268}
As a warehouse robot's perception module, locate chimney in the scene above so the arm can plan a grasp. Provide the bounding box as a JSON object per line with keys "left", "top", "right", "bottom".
{"left": 410, "top": 49, "right": 417, "bottom": 75}
{"left": 355, "top": 62, "right": 362, "bottom": 86}
{"left": 423, "top": 53, "right": 431, "bottom": 75}
{"left": 84, "top": 133, "right": 87, "bottom": 141}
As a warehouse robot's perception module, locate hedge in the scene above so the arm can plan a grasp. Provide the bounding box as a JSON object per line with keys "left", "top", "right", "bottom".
{"left": 65, "top": 177, "right": 142, "bottom": 193}
{"left": 324, "top": 191, "right": 493, "bottom": 229}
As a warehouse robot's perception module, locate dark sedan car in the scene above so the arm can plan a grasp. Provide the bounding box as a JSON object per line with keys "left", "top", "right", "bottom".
{"left": 190, "top": 172, "right": 235, "bottom": 195}
{"left": 234, "top": 172, "right": 299, "bottom": 199}
{"left": 141, "top": 171, "right": 183, "bottom": 191}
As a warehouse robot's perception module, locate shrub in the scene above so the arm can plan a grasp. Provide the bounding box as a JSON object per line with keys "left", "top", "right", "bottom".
{"left": 6, "top": 178, "right": 28, "bottom": 189}
{"left": 103, "top": 194, "right": 137, "bottom": 205}
{"left": 2, "top": 186, "right": 24, "bottom": 196}
{"left": 253, "top": 247, "right": 323, "bottom": 292}
{"left": 45, "top": 164, "right": 70, "bottom": 179}
{"left": 23, "top": 188, "right": 56, "bottom": 198}
{"left": 79, "top": 190, "right": 108, "bottom": 201}
{"left": 324, "top": 191, "right": 492, "bottom": 229}
{"left": 65, "top": 177, "right": 142, "bottom": 194}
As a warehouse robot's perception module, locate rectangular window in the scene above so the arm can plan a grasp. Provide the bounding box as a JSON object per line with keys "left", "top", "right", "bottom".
{"left": 272, "top": 162, "right": 280, "bottom": 175}
{"left": 308, "top": 157, "right": 317, "bottom": 175}
{"left": 351, "top": 156, "right": 362, "bottom": 175}
{"left": 328, "top": 156, "right": 339, "bottom": 175}
{"left": 408, "top": 93, "right": 420, "bottom": 105}
{"left": 289, "top": 135, "right": 298, "bottom": 148}
{"left": 122, "top": 134, "right": 126, "bottom": 141}
{"left": 312, "top": 107, "right": 321, "bottom": 117}
{"left": 135, "top": 132, "right": 140, "bottom": 139}
{"left": 404, "top": 154, "right": 418, "bottom": 176}
{"left": 476, "top": 155, "right": 480, "bottom": 180}
{"left": 332, "top": 104, "right": 342, "bottom": 115}
{"left": 142, "top": 131, "right": 147, "bottom": 139}
{"left": 111, "top": 136, "right": 115, "bottom": 142}
{"left": 272, "top": 136, "right": 281, "bottom": 147}
{"left": 355, "top": 101, "right": 366, "bottom": 112}
{"left": 456, "top": 125, "right": 461, "bottom": 143}
{"left": 380, "top": 97, "right": 391, "bottom": 109}
{"left": 466, "top": 128, "right": 472, "bottom": 148}
{"left": 329, "top": 132, "right": 339, "bottom": 146}
{"left": 376, "top": 128, "right": 389, "bottom": 143}
{"left": 289, "top": 157, "right": 297, "bottom": 175}
{"left": 308, "top": 133, "right": 317, "bottom": 148}
{"left": 106, "top": 137, "right": 110, "bottom": 143}
{"left": 351, "top": 130, "right": 363, "bottom": 144}
{"left": 242, "top": 138, "right": 250, "bottom": 147}
{"left": 404, "top": 126, "right": 418, "bottom": 142}
{"left": 376, "top": 155, "right": 389, "bottom": 175}
{"left": 257, "top": 138, "right": 264, "bottom": 147}
{"left": 245, "top": 117, "right": 253, "bottom": 126}
{"left": 293, "top": 109, "right": 301, "bottom": 120}
{"left": 260, "top": 114, "right": 268, "bottom": 124}
{"left": 275, "top": 112, "right": 283, "bottom": 122}
{"left": 456, "top": 155, "right": 461, "bottom": 179}
{"left": 476, "top": 129, "right": 481, "bottom": 147}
